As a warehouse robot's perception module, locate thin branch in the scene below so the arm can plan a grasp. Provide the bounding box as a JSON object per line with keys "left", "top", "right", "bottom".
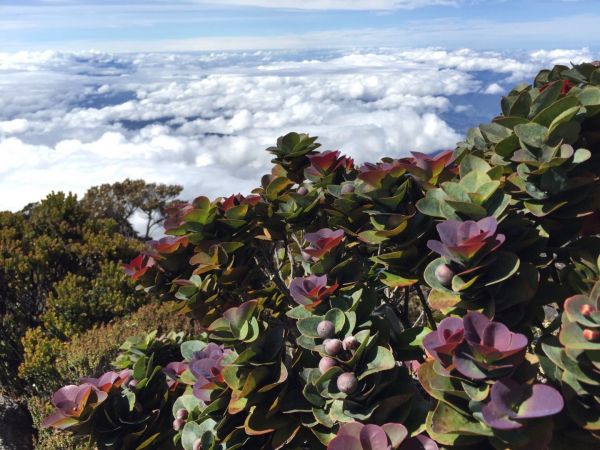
{"left": 414, "top": 284, "right": 436, "bottom": 330}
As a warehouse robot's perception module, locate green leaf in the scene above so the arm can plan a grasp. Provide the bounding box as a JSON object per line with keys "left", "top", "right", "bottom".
{"left": 532, "top": 91, "right": 579, "bottom": 127}
{"left": 459, "top": 155, "right": 491, "bottom": 179}
{"left": 514, "top": 122, "right": 548, "bottom": 148}
{"left": 182, "top": 420, "right": 217, "bottom": 450}
{"left": 358, "top": 345, "right": 395, "bottom": 380}
{"left": 181, "top": 341, "right": 206, "bottom": 362}
{"left": 297, "top": 316, "right": 324, "bottom": 338}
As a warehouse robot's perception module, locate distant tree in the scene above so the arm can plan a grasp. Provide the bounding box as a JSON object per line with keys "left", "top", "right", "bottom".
{"left": 81, "top": 179, "right": 183, "bottom": 239}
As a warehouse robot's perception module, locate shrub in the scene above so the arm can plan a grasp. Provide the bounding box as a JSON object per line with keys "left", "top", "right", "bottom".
{"left": 42, "top": 261, "right": 149, "bottom": 339}
{"left": 0, "top": 192, "right": 142, "bottom": 393}
{"left": 19, "top": 302, "right": 194, "bottom": 395}
{"left": 45, "top": 62, "right": 600, "bottom": 449}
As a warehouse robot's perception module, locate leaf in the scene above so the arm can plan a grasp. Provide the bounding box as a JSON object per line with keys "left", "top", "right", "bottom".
{"left": 182, "top": 420, "right": 217, "bottom": 450}
{"left": 297, "top": 316, "right": 324, "bottom": 338}
{"left": 532, "top": 93, "right": 580, "bottom": 127}
{"left": 514, "top": 123, "right": 548, "bottom": 148}
{"left": 459, "top": 155, "right": 491, "bottom": 179}
{"left": 430, "top": 401, "right": 492, "bottom": 436}
{"left": 380, "top": 271, "right": 418, "bottom": 288}
{"left": 181, "top": 341, "right": 206, "bottom": 361}
{"left": 358, "top": 345, "right": 395, "bottom": 380}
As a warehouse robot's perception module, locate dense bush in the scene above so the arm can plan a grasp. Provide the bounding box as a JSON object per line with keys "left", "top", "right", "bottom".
{"left": 0, "top": 192, "right": 142, "bottom": 393}
{"left": 20, "top": 302, "right": 194, "bottom": 395}
{"left": 1, "top": 180, "right": 182, "bottom": 395}
{"left": 44, "top": 62, "right": 600, "bottom": 449}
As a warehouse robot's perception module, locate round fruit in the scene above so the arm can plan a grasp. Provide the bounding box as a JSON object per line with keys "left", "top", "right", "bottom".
{"left": 337, "top": 372, "right": 358, "bottom": 394}
{"left": 583, "top": 329, "right": 600, "bottom": 342}
{"left": 193, "top": 439, "right": 202, "bottom": 450}
{"left": 175, "top": 408, "right": 188, "bottom": 420}
{"left": 173, "top": 418, "right": 186, "bottom": 431}
{"left": 340, "top": 183, "right": 355, "bottom": 194}
{"left": 319, "top": 356, "right": 337, "bottom": 373}
{"left": 297, "top": 186, "right": 309, "bottom": 195}
{"left": 317, "top": 320, "right": 335, "bottom": 339}
{"left": 343, "top": 336, "right": 359, "bottom": 351}
{"left": 435, "top": 264, "right": 454, "bottom": 286}
{"left": 580, "top": 304, "right": 595, "bottom": 317}
{"left": 324, "top": 338, "right": 343, "bottom": 356}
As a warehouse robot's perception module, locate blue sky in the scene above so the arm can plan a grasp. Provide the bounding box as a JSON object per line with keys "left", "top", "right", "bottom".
{"left": 2, "top": 0, "right": 600, "bottom": 52}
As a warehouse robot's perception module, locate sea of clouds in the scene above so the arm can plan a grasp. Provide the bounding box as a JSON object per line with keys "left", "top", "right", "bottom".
{"left": 0, "top": 47, "right": 596, "bottom": 211}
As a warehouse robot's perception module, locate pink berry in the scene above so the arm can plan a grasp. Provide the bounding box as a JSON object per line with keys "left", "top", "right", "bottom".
{"left": 583, "top": 329, "right": 600, "bottom": 342}
{"left": 580, "top": 304, "right": 595, "bottom": 317}
{"left": 193, "top": 439, "right": 202, "bottom": 450}
{"left": 319, "top": 356, "right": 337, "bottom": 374}
{"left": 435, "top": 264, "right": 454, "bottom": 286}
{"left": 337, "top": 372, "right": 358, "bottom": 394}
{"left": 343, "top": 336, "right": 359, "bottom": 351}
{"left": 324, "top": 338, "right": 343, "bottom": 356}
{"left": 173, "top": 418, "right": 186, "bottom": 431}
{"left": 297, "top": 186, "right": 308, "bottom": 195}
{"left": 317, "top": 320, "right": 335, "bottom": 339}
{"left": 176, "top": 408, "right": 188, "bottom": 420}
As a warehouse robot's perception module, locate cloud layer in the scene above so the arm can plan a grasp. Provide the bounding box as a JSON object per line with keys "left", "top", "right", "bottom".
{"left": 0, "top": 47, "right": 595, "bottom": 211}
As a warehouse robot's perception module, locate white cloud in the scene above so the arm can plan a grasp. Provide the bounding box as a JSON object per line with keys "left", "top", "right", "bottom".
{"left": 484, "top": 83, "right": 504, "bottom": 95}
{"left": 0, "top": 47, "right": 597, "bottom": 212}
{"left": 0, "top": 119, "right": 28, "bottom": 134}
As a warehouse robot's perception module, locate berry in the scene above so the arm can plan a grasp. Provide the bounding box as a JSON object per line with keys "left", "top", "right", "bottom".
{"left": 297, "top": 186, "right": 308, "bottom": 196}
{"left": 318, "top": 356, "right": 337, "bottom": 373}
{"left": 193, "top": 439, "right": 202, "bottom": 450}
{"left": 337, "top": 372, "right": 358, "bottom": 394}
{"left": 324, "top": 338, "right": 343, "bottom": 356}
{"left": 435, "top": 264, "right": 454, "bottom": 286}
{"left": 317, "top": 320, "right": 335, "bottom": 339}
{"left": 173, "top": 418, "right": 186, "bottom": 431}
{"left": 343, "top": 336, "right": 359, "bottom": 351}
{"left": 583, "top": 329, "right": 600, "bottom": 342}
{"left": 176, "top": 408, "right": 188, "bottom": 420}
{"left": 580, "top": 304, "right": 595, "bottom": 317}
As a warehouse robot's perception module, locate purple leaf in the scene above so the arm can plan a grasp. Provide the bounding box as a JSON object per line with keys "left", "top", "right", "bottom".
{"left": 360, "top": 424, "right": 390, "bottom": 450}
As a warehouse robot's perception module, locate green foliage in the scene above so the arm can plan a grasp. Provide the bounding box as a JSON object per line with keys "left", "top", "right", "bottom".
{"left": 44, "top": 61, "right": 600, "bottom": 449}
{"left": 19, "top": 302, "right": 194, "bottom": 396}
{"left": 42, "top": 261, "right": 149, "bottom": 339}
{"left": 0, "top": 191, "right": 142, "bottom": 393}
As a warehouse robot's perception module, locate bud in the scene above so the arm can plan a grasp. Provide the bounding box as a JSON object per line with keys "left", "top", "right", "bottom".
{"left": 340, "top": 183, "right": 355, "bottom": 195}
{"left": 297, "top": 186, "right": 309, "bottom": 196}
{"left": 337, "top": 372, "right": 358, "bottom": 394}
{"left": 319, "top": 356, "right": 337, "bottom": 374}
{"left": 317, "top": 320, "right": 335, "bottom": 339}
{"left": 176, "top": 408, "right": 188, "bottom": 420}
{"left": 580, "top": 304, "right": 595, "bottom": 318}
{"left": 435, "top": 264, "right": 454, "bottom": 286}
{"left": 193, "top": 438, "right": 202, "bottom": 450}
{"left": 342, "top": 335, "right": 359, "bottom": 351}
{"left": 583, "top": 329, "right": 600, "bottom": 342}
{"left": 324, "top": 338, "right": 343, "bottom": 356}
{"left": 173, "top": 418, "right": 186, "bottom": 431}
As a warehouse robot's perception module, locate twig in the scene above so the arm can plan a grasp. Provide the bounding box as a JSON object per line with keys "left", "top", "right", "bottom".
{"left": 414, "top": 284, "right": 436, "bottom": 330}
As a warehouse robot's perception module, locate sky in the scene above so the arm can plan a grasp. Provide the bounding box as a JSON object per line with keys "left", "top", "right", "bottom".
{"left": 2, "top": 1, "right": 600, "bottom": 51}
{"left": 0, "top": 1, "right": 599, "bottom": 219}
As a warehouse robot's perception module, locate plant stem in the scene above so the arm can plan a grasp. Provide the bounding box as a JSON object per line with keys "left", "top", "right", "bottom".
{"left": 414, "top": 284, "right": 436, "bottom": 330}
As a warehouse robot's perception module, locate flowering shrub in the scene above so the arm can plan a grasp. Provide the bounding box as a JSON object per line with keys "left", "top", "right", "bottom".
{"left": 44, "top": 62, "right": 600, "bottom": 449}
